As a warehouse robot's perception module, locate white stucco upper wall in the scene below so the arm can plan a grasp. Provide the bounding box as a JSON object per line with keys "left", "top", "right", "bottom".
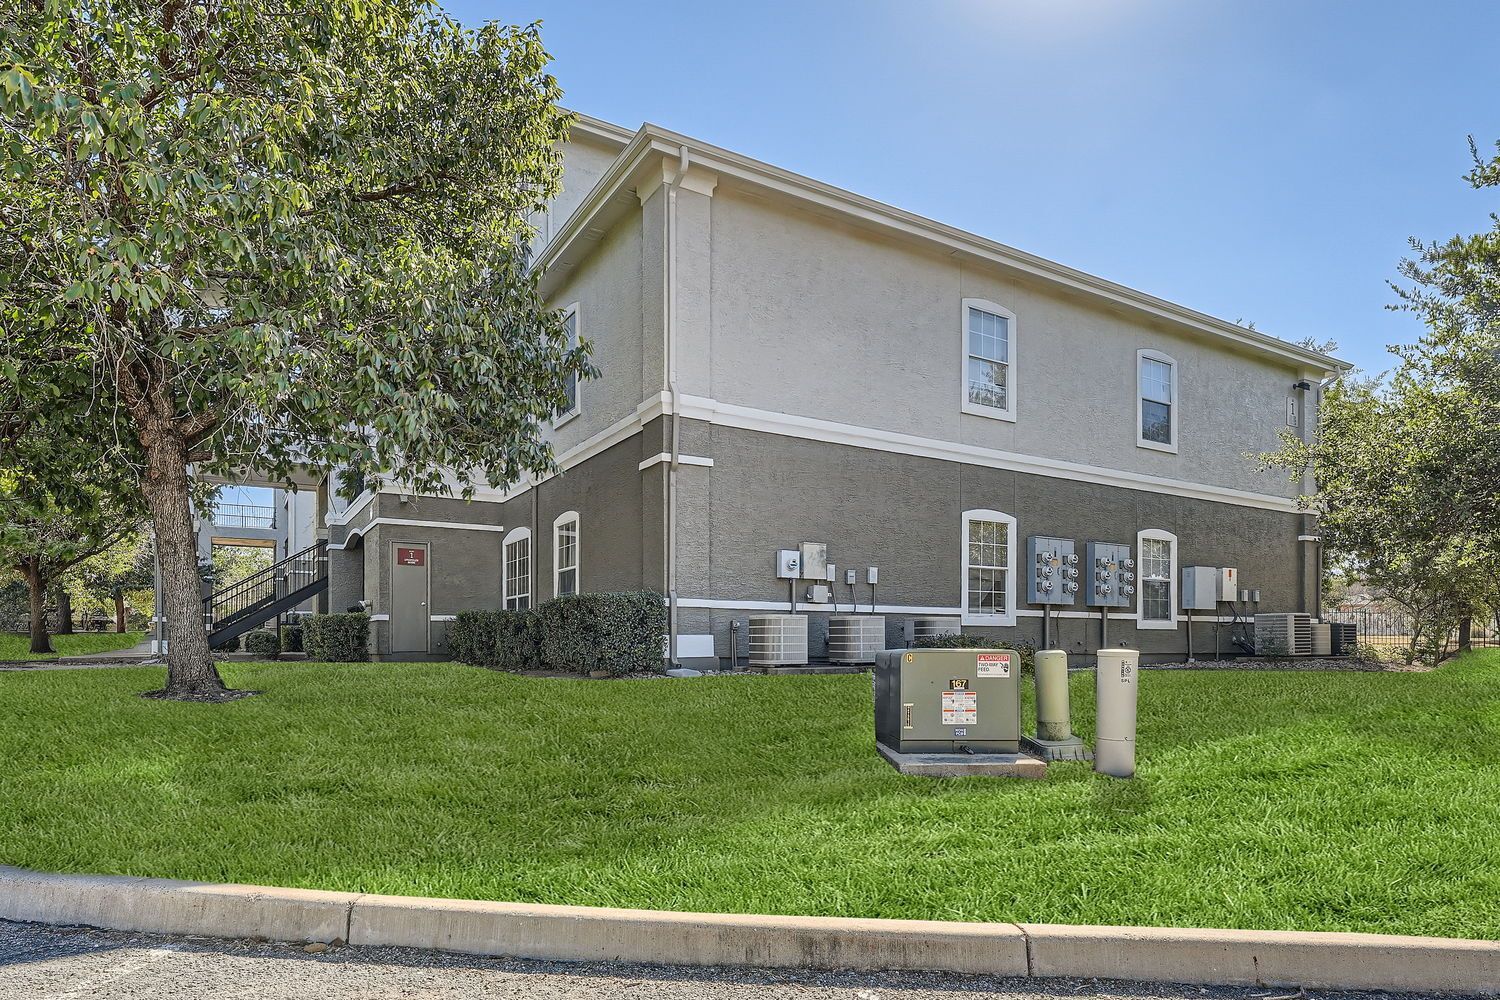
{"left": 533, "top": 132, "right": 625, "bottom": 252}
{"left": 703, "top": 186, "right": 1313, "bottom": 498}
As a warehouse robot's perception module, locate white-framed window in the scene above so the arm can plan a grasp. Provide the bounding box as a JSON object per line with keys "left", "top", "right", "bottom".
{"left": 961, "top": 508, "right": 1017, "bottom": 626}
{"left": 556, "top": 302, "right": 580, "bottom": 425}
{"left": 1136, "top": 528, "right": 1178, "bottom": 629}
{"left": 960, "top": 298, "right": 1018, "bottom": 422}
{"left": 1137, "top": 349, "right": 1177, "bottom": 453}
{"left": 502, "top": 526, "right": 531, "bottom": 611}
{"left": 553, "top": 511, "right": 579, "bottom": 597}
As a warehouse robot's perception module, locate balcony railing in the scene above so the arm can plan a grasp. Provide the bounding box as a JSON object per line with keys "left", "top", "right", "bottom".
{"left": 212, "top": 503, "right": 276, "bottom": 529}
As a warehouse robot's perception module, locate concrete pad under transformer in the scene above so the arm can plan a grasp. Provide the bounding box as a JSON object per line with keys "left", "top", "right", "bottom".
{"left": 875, "top": 742, "right": 1047, "bottom": 778}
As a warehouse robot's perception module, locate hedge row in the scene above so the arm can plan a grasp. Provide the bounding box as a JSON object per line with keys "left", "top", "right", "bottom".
{"left": 303, "top": 612, "right": 370, "bottom": 662}
{"left": 912, "top": 632, "right": 1037, "bottom": 673}
{"left": 452, "top": 591, "right": 667, "bottom": 676}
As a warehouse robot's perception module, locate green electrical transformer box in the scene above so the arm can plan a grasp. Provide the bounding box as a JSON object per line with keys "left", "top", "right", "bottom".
{"left": 874, "top": 648, "right": 1021, "bottom": 753}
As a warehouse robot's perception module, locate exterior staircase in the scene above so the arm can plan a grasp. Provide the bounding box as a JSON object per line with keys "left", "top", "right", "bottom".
{"left": 204, "top": 540, "right": 328, "bottom": 649}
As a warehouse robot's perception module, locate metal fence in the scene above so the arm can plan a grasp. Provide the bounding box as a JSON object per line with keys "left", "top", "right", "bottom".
{"left": 211, "top": 503, "right": 276, "bottom": 529}
{"left": 1324, "top": 608, "right": 1500, "bottom": 661}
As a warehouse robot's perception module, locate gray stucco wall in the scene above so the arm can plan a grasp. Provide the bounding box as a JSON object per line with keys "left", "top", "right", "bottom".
{"left": 679, "top": 420, "right": 1306, "bottom": 664}
{"left": 706, "top": 185, "right": 1317, "bottom": 499}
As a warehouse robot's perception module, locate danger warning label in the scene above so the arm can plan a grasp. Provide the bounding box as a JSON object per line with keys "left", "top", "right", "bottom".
{"left": 976, "top": 652, "right": 1012, "bottom": 677}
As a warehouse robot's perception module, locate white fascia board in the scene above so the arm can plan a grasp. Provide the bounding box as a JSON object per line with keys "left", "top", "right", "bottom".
{"left": 539, "top": 123, "right": 1346, "bottom": 376}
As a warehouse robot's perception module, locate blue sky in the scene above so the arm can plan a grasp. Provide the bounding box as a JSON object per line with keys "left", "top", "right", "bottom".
{"left": 449, "top": 0, "right": 1500, "bottom": 375}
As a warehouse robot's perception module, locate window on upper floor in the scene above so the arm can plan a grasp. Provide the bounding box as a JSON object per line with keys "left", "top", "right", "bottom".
{"left": 1136, "top": 528, "right": 1177, "bottom": 629}
{"left": 557, "top": 304, "right": 580, "bottom": 424}
{"left": 503, "top": 527, "right": 532, "bottom": 611}
{"left": 961, "top": 299, "right": 1017, "bottom": 422}
{"left": 553, "top": 512, "right": 579, "bottom": 597}
{"left": 1137, "top": 349, "right": 1177, "bottom": 453}
{"left": 961, "top": 509, "right": 1017, "bottom": 626}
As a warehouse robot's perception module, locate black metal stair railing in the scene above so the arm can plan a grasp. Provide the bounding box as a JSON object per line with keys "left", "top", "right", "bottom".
{"left": 203, "top": 539, "right": 328, "bottom": 647}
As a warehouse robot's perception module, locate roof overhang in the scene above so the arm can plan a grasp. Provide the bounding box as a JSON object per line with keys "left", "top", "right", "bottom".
{"left": 540, "top": 122, "right": 1350, "bottom": 377}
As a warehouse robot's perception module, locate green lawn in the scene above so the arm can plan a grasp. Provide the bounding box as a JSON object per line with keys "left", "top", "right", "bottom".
{"left": 2, "top": 652, "right": 1497, "bottom": 938}
{"left": 0, "top": 630, "right": 145, "bottom": 662}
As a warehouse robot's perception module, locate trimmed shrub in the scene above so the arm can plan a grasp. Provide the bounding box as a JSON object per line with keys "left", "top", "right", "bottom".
{"left": 304, "top": 612, "right": 370, "bottom": 662}
{"left": 912, "top": 632, "right": 1036, "bottom": 673}
{"left": 243, "top": 630, "right": 280, "bottom": 656}
{"left": 536, "top": 591, "right": 667, "bottom": 676}
{"left": 450, "top": 609, "right": 540, "bottom": 671}
{"left": 279, "top": 622, "right": 304, "bottom": 653}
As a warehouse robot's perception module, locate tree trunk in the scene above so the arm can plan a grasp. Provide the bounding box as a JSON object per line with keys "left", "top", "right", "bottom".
{"left": 142, "top": 429, "right": 228, "bottom": 698}
{"left": 114, "top": 590, "right": 127, "bottom": 633}
{"left": 1458, "top": 616, "right": 1473, "bottom": 654}
{"left": 23, "top": 562, "right": 52, "bottom": 655}
{"left": 55, "top": 589, "right": 73, "bottom": 635}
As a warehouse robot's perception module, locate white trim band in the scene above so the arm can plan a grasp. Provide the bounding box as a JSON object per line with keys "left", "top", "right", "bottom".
{"left": 638, "top": 452, "right": 715, "bottom": 471}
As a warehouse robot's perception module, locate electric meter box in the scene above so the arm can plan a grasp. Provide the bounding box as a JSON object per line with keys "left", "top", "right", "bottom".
{"left": 799, "top": 542, "right": 828, "bottom": 580}
{"left": 874, "top": 648, "right": 1021, "bottom": 753}
{"left": 1027, "top": 536, "right": 1079, "bottom": 606}
{"left": 1085, "top": 541, "right": 1134, "bottom": 608}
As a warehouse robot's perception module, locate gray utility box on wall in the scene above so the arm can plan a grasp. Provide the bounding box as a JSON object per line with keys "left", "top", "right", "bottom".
{"left": 874, "top": 648, "right": 1020, "bottom": 753}
{"left": 1085, "top": 542, "right": 1134, "bottom": 607}
{"left": 1027, "top": 536, "right": 1079, "bottom": 605}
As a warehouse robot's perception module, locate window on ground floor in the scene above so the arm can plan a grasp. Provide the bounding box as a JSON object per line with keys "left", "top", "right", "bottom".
{"left": 503, "top": 527, "right": 531, "bottom": 611}
{"left": 961, "top": 508, "right": 1017, "bottom": 626}
{"left": 1137, "top": 528, "right": 1177, "bottom": 628}
{"left": 553, "top": 511, "right": 579, "bottom": 597}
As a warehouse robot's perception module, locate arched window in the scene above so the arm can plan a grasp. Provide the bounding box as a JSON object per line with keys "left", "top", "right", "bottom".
{"left": 502, "top": 526, "right": 532, "bottom": 611}
{"left": 1136, "top": 528, "right": 1178, "bottom": 629}
{"left": 961, "top": 509, "right": 1017, "bottom": 626}
{"left": 553, "top": 511, "right": 579, "bottom": 597}
{"left": 960, "top": 298, "right": 1018, "bottom": 421}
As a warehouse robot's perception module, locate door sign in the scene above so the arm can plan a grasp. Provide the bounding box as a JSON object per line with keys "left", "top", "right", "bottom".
{"left": 397, "top": 547, "right": 426, "bottom": 567}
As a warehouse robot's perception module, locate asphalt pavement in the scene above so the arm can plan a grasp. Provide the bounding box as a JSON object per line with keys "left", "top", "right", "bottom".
{"left": 0, "top": 919, "right": 1465, "bottom": 1000}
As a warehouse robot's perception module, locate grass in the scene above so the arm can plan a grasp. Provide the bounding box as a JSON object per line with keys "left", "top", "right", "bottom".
{"left": 0, "top": 630, "right": 145, "bottom": 662}
{"left": 1, "top": 651, "right": 1497, "bottom": 938}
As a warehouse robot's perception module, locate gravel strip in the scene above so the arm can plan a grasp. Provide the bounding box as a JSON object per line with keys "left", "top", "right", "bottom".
{"left": 0, "top": 919, "right": 1473, "bottom": 1000}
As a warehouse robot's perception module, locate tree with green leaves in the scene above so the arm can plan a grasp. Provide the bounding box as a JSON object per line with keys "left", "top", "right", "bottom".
{"left": 1, "top": 469, "right": 141, "bottom": 654}
{"left": 1267, "top": 136, "right": 1500, "bottom": 663}
{"left": 69, "top": 532, "right": 154, "bottom": 633}
{"left": 2, "top": 3, "right": 592, "bottom": 698}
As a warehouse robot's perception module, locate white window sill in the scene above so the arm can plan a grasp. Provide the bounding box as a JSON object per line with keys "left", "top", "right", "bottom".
{"left": 553, "top": 408, "right": 580, "bottom": 430}
{"left": 961, "top": 401, "right": 1017, "bottom": 423}
{"left": 1136, "top": 438, "right": 1178, "bottom": 455}
{"left": 1136, "top": 618, "right": 1178, "bottom": 630}
{"left": 961, "top": 612, "right": 1017, "bottom": 627}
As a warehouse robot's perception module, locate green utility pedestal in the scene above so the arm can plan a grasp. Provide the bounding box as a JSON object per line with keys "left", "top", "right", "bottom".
{"left": 1020, "top": 649, "right": 1091, "bottom": 762}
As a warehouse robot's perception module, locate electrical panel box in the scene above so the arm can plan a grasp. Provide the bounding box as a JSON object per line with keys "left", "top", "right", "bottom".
{"left": 799, "top": 542, "right": 828, "bottom": 581}
{"left": 1216, "top": 567, "right": 1238, "bottom": 601}
{"left": 1085, "top": 542, "right": 1135, "bottom": 608}
{"left": 845, "top": 568, "right": 857, "bottom": 586}
{"left": 807, "top": 584, "right": 830, "bottom": 604}
{"left": 775, "top": 549, "right": 800, "bottom": 579}
{"left": 1027, "top": 536, "right": 1079, "bottom": 605}
{"left": 825, "top": 563, "right": 837, "bottom": 583}
{"left": 874, "top": 647, "right": 1020, "bottom": 753}
{"left": 1181, "top": 566, "right": 1219, "bottom": 611}
{"left": 866, "top": 566, "right": 879, "bottom": 585}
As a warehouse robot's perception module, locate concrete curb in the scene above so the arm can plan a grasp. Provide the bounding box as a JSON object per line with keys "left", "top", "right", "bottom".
{"left": 1, "top": 867, "right": 1495, "bottom": 994}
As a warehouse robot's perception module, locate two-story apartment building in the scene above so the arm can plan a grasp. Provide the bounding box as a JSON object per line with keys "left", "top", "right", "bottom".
{"left": 320, "top": 114, "right": 1345, "bottom": 664}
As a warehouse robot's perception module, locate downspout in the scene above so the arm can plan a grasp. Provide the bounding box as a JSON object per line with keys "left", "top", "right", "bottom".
{"left": 665, "top": 145, "right": 689, "bottom": 667}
